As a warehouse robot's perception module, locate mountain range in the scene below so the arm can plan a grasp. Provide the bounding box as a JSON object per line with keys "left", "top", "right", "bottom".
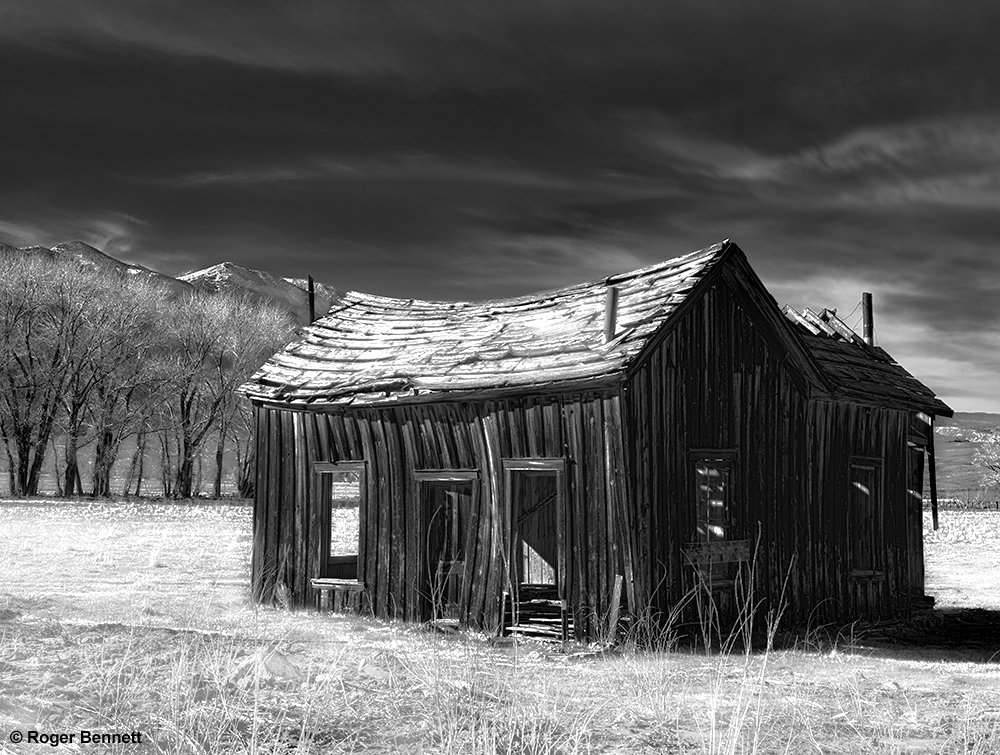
{"left": 1, "top": 240, "right": 342, "bottom": 324}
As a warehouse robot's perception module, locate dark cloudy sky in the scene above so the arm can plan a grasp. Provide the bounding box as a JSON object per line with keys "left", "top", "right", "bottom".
{"left": 2, "top": 1, "right": 999, "bottom": 411}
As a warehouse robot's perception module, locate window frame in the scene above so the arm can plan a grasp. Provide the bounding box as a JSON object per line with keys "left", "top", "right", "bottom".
{"left": 688, "top": 449, "right": 738, "bottom": 544}
{"left": 847, "top": 455, "right": 885, "bottom": 579}
{"left": 314, "top": 460, "right": 366, "bottom": 576}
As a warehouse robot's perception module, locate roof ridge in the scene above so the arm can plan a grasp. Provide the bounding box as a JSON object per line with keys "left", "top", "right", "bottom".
{"left": 333, "top": 240, "right": 730, "bottom": 311}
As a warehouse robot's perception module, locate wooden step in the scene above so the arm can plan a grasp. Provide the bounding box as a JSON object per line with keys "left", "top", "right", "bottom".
{"left": 503, "top": 584, "right": 571, "bottom": 641}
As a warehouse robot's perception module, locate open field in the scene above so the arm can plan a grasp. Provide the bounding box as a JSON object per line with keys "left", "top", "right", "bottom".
{"left": 931, "top": 412, "right": 1000, "bottom": 502}
{"left": 924, "top": 510, "right": 1000, "bottom": 609}
{"left": 1, "top": 501, "right": 999, "bottom": 754}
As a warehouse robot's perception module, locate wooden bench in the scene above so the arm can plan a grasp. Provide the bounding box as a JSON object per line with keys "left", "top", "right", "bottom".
{"left": 310, "top": 578, "right": 369, "bottom": 614}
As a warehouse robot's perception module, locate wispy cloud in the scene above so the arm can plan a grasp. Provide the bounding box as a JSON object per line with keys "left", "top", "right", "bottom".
{"left": 0, "top": 210, "right": 145, "bottom": 257}
{"left": 1, "top": 2, "right": 999, "bottom": 409}
{"left": 0, "top": 218, "right": 52, "bottom": 246}
{"left": 148, "top": 155, "right": 580, "bottom": 191}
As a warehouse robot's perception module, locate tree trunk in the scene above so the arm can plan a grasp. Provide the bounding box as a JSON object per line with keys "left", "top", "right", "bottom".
{"left": 176, "top": 453, "right": 195, "bottom": 499}
{"left": 213, "top": 429, "right": 226, "bottom": 499}
{"left": 134, "top": 431, "right": 147, "bottom": 497}
{"left": 26, "top": 453, "right": 45, "bottom": 496}
{"left": 194, "top": 451, "right": 203, "bottom": 498}
{"left": 2, "top": 435, "right": 15, "bottom": 496}
{"left": 160, "top": 431, "right": 174, "bottom": 498}
{"left": 237, "top": 447, "right": 255, "bottom": 499}
{"left": 51, "top": 436, "right": 64, "bottom": 497}
{"left": 92, "top": 429, "right": 116, "bottom": 497}
{"left": 13, "top": 430, "right": 47, "bottom": 497}
{"left": 23, "top": 415, "right": 58, "bottom": 497}
{"left": 121, "top": 431, "right": 141, "bottom": 497}
{"left": 14, "top": 436, "right": 30, "bottom": 497}
{"left": 63, "top": 429, "right": 80, "bottom": 498}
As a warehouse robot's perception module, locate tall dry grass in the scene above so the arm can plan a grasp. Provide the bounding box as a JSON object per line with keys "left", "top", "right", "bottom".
{"left": 4, "top": 603, "right": 998, "bottom": 753}
{"left": 3, "top": 551, "right": 999, "bottom": 754}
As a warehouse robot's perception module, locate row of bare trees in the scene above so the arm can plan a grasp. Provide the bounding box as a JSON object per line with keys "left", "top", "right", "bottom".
{"left": 0, "top": 252, "right": 294, "bottom": 498}
{"left": 974, "top": 432, "right": 1000, "bottom": 491}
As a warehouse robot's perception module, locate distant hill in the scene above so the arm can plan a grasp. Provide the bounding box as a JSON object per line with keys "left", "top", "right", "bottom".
{"left": 2, "top": 240, "right": 195, "bottom": 297}
{"left": 933, "top": 411, "right": 1000, "bottom": 500}
{"left": 179, "top": 262, "right": 344, "bottom": 324}
{"left": 2, "top": 240, "right": 343, "bottom": 325}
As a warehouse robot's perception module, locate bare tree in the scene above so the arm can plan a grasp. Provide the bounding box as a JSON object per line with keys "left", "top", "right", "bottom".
{"left": 230, "top": 398, "right": 257, "bottom": 498}
{"left": 159, "top": 290, "right": 293, "bottom": 499}
{"left": 974, "top": 430, "right": 1000, "bottom": 491}
{"left": 53, "top": 268, "right": 157, "bottom": 496}
{"left": 0, "top": 255, "right": 95, "bottom": 496}
{"left": 0, "top": 251, "right": 179, "bottom": 497}
{"left": 87, "top": 277, "right": 174, "bottom": 497}
{"left": 1, "top": 250, "right": 292, "bottom": 499}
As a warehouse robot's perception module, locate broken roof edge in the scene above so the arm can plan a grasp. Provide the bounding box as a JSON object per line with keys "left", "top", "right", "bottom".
{"left": 782, "top": 304, "right": 954, "bottom": 418}
{"left": 819, "top": 391, "right": 954, "bottom": 419}
{"left": 245, "top": 374, "right": 623, "bottom": 411}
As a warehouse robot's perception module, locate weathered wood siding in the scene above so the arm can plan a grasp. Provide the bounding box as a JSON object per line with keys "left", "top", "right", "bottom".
{"left": 806, "top": 400, "right": 917, "bottom": 620}
{"left": 623, "top": 277, "right": 921, "bottom": 626}
{"left": 253, "top": 271, "right": 928, "bottom": 635}
{"left": 252, "top": 393, "right": 631, "bottom": 636}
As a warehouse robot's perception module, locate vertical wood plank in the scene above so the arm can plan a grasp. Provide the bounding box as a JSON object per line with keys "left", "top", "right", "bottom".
{"left": 385, "top": 410, "right": 406, "bottom": 618}
{"left": 467, "top": 404, "right": 494, "bottom": 627}
{"left": 292, "top": 412, "right": 308, "bottom": 604}
{"left": 263, "top": 409, "right": 281, "bottom": 603}
{"left": 304, "top": 410, "right": 322, "bottom": 609}
{"left": 480, "top": 406, "right": 505, "bottom": 632}
{"left": 369, "top": 412, "right": 392, "bottom": 617}
{"left": 279, "top": 411, "right": 296, "bottom": 599}
{"left": 252, "top": 406, "right": 269, "bottom": 602}
{"left": 399, "top": 410, "right": 422, "bottom": 622}
{"left": 566, "top": 397, "right": 587, "bottom": 638}
{"left": 355, "top": 413, "right": 379, "bottom": 614}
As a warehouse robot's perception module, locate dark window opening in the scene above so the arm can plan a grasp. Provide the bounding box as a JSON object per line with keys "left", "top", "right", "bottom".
{"left": 848, "top": 458, "right": 883, "bottom": 577}
{"left": 694, "top": 459, "right": 732, "bottom": 543}
{"left": 684, "top": 451, "right": 746, "bottom": 591}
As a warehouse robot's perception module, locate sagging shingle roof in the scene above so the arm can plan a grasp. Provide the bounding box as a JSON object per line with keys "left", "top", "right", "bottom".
{"left": 782, "top": 306, "right": 953, "bottom": 417}
{"left": 243, "top": 240, "right": 952, "bottom": 417}
{"left": 242, "top": 241, "right": 730, "bottom": 405}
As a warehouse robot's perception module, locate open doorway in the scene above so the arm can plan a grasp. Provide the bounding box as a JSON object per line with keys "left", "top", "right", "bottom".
{"left": 504, "top": 459, "right": 567, "bottom": 639}
{"left": 416, "top": 474, "right": 476, "bottom": 623}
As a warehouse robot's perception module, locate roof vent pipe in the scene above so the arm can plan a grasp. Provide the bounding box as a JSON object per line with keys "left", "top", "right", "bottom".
{"left": 308, "top": 275, "right": 316, "bottom": 323}
{"left": 604, "top": 285, "right": 620, "bottom": 342}
{"left": 862, "top": 291, "right": 873, "bottom": 346}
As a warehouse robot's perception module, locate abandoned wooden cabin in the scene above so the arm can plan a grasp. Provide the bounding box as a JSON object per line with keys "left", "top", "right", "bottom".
{"left": 241, "top": 240, "right": 952, "bottom": 639}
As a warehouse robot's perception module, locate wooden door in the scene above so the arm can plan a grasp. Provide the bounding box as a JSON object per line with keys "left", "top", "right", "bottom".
{"left": 421, "top": 482, "right": 472, "bottom": 621}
